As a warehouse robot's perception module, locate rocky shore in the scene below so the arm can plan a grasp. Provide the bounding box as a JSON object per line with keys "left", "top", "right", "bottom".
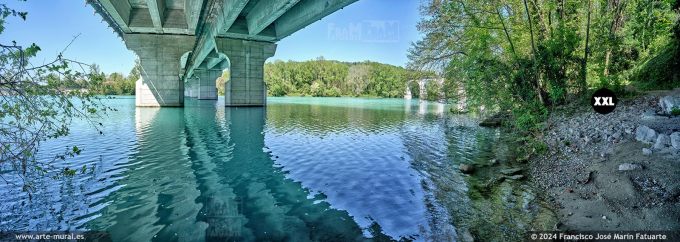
{"left": 530, "top": 88, "right": 680, "bottom": 231}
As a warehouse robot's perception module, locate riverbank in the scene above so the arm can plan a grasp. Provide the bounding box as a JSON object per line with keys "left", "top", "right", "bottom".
{"left": 529, "top": 88, "right": 680, "bottom": 232}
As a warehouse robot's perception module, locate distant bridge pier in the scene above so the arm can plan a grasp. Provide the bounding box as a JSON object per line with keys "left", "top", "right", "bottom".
{"left": 184, "top": 76, "right": 198, "bottom": 98}
{"left": 193, "top": 69, "right": 220, "bottom": 100}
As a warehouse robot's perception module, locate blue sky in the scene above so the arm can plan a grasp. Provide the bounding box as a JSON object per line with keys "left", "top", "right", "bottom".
{"left": 1, "top": 0, "right": 422, "bottom": 74}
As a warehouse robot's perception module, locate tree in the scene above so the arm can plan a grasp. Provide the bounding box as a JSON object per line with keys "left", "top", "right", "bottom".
{"left": 0, "top": 2, "right": 107, "bottom": 194}
{"left": 345, "top": 64, "right": 371, "bottom": 96}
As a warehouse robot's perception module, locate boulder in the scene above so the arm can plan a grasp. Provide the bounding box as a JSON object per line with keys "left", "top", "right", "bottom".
{"left": 479, "top": 113, "right": 509, "bottom": 127}
{"left": 659, "top": 96, "right": 680, "bottom": 115}
{"left": 642, "top": 148, "right": 652, "bottom": 155}
{"left": 671, "top": 132, "right": 680, "bottom": 150}
{"left": 459, "top": 164, "right": 475, "bottom": 174}
{"left": 635, "top": 125, "right": 657, "bottom": 144}
{"left": 618, "top": 163, "right": 643, "bottom": 171}
{"left": 653, "top": 134, "right": 671, "bottom": 150}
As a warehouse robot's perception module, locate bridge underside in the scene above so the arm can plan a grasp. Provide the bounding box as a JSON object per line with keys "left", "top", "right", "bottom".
{"left": 89, "top": 0, "right": 357, "bottom": 107}
{"left": 129, "top": 34, "right": 275, "bottom": 106}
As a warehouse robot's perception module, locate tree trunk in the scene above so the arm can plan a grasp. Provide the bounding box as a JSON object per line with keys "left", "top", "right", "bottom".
{"left": 581, "top": 0, "right": 592, "bottom": 91}
{"left": 496, "top": 6, "right": 517, "bottom": 59}
{"left": 603, "top": 0, "right": 626, "bottom": 78}
{"left": 523, "top": 0, "right": 544, "bottom": 105}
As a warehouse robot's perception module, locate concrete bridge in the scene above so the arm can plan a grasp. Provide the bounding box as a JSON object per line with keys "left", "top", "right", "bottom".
{"left": 88, "top": 0, "right": 357, "bottom": 107}
{"left": 404, "top": 78, "right": 445, "bottom": 100}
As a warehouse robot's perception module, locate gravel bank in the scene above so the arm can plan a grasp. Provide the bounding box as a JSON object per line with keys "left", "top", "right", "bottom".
{"left": 530, "top": 89, "right": 680, "bottom": 231}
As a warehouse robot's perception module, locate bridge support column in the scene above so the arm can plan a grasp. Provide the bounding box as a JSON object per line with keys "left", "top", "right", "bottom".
{"left": 195, "top": 69, "right": 220, "bottom": 100}
{"left": 125, "top": 34, "right": 195, "bottom": 107}
{"left": 217, "top": 39, "right": 276, "bottom": 107}
{"left": 184, "top": 76, "right": 199, "bottom": 98}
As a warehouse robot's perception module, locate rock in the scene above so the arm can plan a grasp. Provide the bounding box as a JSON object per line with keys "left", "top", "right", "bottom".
{"left": 635, "top": 125, "right": 657, "bottom": 144}
{"left": 653, "top": 134, "right": 671, "bottom": 150}
{"left": 641, "top": 110, "right": 661, "bottom": 120}
{"left": 504, "top": 174, "right": 525, "bottom": 180}
{"left": 670, "top": 132, "right": 680, "bottom": 150}
{"left": 659, "top": 95, "right": 680, "bottom": 115}
{"left": 459, "top": 164, "right": 475, "bottom": 174}
{"left": 642, "top": 148, "right": 652, "bottom": 155}
{"left": 602, "top": 215, "right": 607, "bottom": 220}
{"left": 500, "top": 168, "right": 522, "bottom": 175}
{"left": 458, "top": 228, "right": 474, "bottom": 242}
{"left": 618, "top": 163, "right": 643, "bottom": 171}
{"left": 479, "top": 113, "right": 509, "bottom": 127}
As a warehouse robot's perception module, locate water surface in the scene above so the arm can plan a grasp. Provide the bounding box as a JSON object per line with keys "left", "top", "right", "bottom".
{"left": 1, "top": 96, "right": 498, "bottom": 241}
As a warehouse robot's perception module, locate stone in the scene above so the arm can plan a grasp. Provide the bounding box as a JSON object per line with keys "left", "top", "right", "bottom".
{"left": 670, "top": 132, "right": 680, "bottom": 150}
{"left": 653, "top": 134, "right": 671, "bottom": 150}
{"left": 618, "top": 163, "right": 642, "bottom": 171}
{"left": 505, "top": 174, "right": 525, "bottom": 180}
{"left": 479, "top": 113, "right": 509, "bottom": 127}
{"left": 458, "top": 228, "right": 474, "bottom": 242}
{"left": 500, "top": 168, "right": 523, "bottom": 175}
{"left": 640, "top": 110, "right": 661, "bottom": 120}
{"left": 642, "top": 148, "right": 652, "bottom": 155}
{"left": 459, "top": 164, "right": 475, "bottom": 174}
{"left": 635, "top": 125, "right": 657, "bottom": 144}
{"left": 659, "top": 96, "right": 680, "bottom": 115}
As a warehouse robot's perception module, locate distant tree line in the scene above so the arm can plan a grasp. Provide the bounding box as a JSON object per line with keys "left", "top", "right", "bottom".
{"left": 56, "top": 59, "right": 141, "bottom": 95}
{"left": 264, "top": 57, "right": 436, "bottom": 98}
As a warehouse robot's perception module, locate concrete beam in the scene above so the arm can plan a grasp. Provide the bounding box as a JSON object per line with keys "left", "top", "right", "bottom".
{"left": 275, "top": 0, "right": 358, "bottom": 39}
{"left": 184, "top": 0, "right": 202, "bottom": 33}
{"left": 146, "top": 0, "right": 165, "bottom": 31}
{"left": 96, "top": 0, "right": 132, "bottom": 32}
{"left": 206, "top": 57, "right": 222, "bottom": 70}
{"left": 218, "top": 17, "right": 276, "bottom": 42}
{"left": 246, "top": 0, "right": 301, "bottom": 35}
{"left": 184, "top": 0, "right": 236, "bottom": 81}
{"left": 216, "top": 0, "right": 249, "bottom": 36}
{"left": 186, "top": 36, "right": 217, "bottom": 79}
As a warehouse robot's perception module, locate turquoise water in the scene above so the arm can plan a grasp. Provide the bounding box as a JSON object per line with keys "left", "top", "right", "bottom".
{"left": 0, "top": 96, "right": 499, "bottom": 241}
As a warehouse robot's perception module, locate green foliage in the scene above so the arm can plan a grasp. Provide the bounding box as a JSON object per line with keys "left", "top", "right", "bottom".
{"left": 631, "top": 40, "right": 680, "bottom": 90}
{"left": 264, "top": 58, "right": 432, "bottom": 98}
{"left": 1, "top": 2, "right": 108, "bottom": 193}
{"left": 672, "top": 107, "right": 680, "bottom": 116}
{"left": 62, "top": 60, "right": 140, "bottom": 95}
{"left": 409, "top": 0, "right": 680, "bottom": 115}
{"left": 423, "top": 81, "right": 442, "bottom": 101}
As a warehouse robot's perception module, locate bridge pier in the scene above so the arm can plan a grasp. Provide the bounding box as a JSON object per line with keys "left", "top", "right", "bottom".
{"left": 184, "top": 76, "right": 199, "bottom": 98}
{"left": 194, "top": 69, "right": 220, "bottom": 100}
{"left": 127, "top": 34, "right": 195, "bottom": 107}
{"left": 217, "top": 39, "right": 276, "bottom": 107}
{"left": 125, "top": 35, "right": 275, "bottom": 107}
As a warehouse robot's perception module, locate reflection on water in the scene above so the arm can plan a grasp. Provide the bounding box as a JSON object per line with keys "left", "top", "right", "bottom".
{"left": 1, "top": 96, "right": 500, "bottom": 241}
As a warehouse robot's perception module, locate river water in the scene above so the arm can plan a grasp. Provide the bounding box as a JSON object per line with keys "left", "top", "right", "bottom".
{"left": 0, "top": 96, "right": 501, "bottom": 241}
